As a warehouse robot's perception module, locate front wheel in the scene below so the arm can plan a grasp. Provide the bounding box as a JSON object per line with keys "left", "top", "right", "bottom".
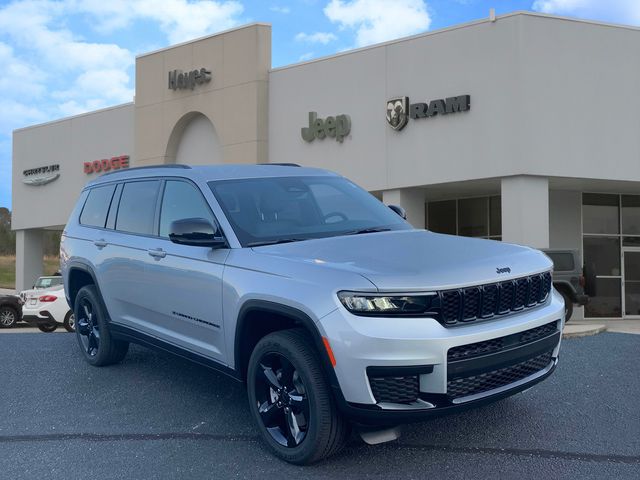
{"left": 247, "top": 329, "right": 350, "bottom": 465}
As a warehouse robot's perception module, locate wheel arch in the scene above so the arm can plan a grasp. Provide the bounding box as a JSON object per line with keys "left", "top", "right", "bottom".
{"left": 66, "top": 262, "right": 103, "bottom": 310}
{"left": 553, "top": 281, "right": 576, "bottom": 302}
{"left": 234, "top": 301, "right": 339, "bottom": 389}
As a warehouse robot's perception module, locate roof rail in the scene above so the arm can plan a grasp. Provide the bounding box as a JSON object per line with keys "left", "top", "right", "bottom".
{"left": 257, "top": 163, "right": 301, "bottom": 167}
{"left": 100, "top": 164, "right": 192, "bottom": 177}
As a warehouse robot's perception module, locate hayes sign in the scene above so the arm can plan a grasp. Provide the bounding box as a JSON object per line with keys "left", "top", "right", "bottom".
{"left": 386, "top": 94, "right": 470, "bottom": 131}
{"left": 301, "top": 112, "right": 351, "bottom": 143}
{"left": 168, "top": 68, "right": 212, "bottom": 90}
{"left": 84, "top": 155, "right": 130, "bottom": 174}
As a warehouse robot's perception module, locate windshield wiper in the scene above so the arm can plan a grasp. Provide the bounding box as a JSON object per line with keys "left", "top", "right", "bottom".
{"left": 344, "top": 227, "right": 391, "bottom": 236}
{"left": 247, "top": 238, "right": 307, "bottom": 247}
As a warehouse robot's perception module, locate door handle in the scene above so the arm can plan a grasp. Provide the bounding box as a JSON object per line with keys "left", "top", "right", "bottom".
{"left": 147, "top": 248, "right": 166, "bottom": 259}
{"left": 93, "top": 239, "right": 107, "bottom": 248}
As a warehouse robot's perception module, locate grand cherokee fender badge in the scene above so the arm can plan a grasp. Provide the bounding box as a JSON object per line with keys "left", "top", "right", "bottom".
{"left": 496, "top": 267, "right": 512, "bottom": 274}
{"left": 386, "top": 97, "right": 409, "bottom": 131}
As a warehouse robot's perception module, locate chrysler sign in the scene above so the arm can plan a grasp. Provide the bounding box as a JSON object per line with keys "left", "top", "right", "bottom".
{"left": 386, "top": 94, "right": 470, "bottom": 131}
{"left": 23, "top": 164, "right": 60, "bottom": 186}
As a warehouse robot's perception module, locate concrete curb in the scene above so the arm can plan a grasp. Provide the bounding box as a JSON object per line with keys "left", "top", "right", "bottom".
{"left": 562, "top": 323, "right": 607, "bottom": 338}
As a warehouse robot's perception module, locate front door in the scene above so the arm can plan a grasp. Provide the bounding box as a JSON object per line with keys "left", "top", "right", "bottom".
{"left": 623, "top": 248, "right": 640, "bottom": 317}
{"left": 143, "top": 179, "right": 229, "bottom": 363}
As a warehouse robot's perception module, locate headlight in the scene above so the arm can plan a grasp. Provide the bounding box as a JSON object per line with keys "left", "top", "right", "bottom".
{"left": 337, "top": 291, "right": 438, "bottom": 316}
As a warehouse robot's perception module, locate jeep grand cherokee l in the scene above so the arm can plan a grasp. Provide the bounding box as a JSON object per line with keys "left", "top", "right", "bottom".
{"left": 61, "top": 164, "right": 564, "bottom": 464}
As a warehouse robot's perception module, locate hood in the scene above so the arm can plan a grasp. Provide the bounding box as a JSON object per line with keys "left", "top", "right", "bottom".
{"left": 252, "top": 230, "right": 551, "bottom": 291}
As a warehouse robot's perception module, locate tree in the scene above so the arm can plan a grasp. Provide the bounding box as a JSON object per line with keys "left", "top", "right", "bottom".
{"left": 0, "top": 208, "right": 15, "bottom": 255}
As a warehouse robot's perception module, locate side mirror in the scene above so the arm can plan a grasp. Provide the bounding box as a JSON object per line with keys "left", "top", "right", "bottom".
{"left": 169, "top": 218, "right": 226, "bottom": 248}
{"left": 388, "top": 204, "right": 407, "bottom": 220}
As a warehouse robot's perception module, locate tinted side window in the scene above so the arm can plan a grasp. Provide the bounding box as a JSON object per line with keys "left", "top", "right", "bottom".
{"left": 116, "top": 181, "right": 160, "bottom": 235}
{"left": 548, "top": 253, "right": 575, "bottom": 271}
{"left": 159, "top": 181, "right": 215, "bottom": 238}
{"left": 80, "top": 184, "right": 116, "bottom": 228}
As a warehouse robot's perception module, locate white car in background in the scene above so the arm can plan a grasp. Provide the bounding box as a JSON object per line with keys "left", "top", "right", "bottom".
{"left": 21, "top": 285, "right": 75, "bottom": 333}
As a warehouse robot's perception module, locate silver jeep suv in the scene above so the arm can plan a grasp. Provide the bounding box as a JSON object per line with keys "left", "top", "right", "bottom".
{"left": 61, "top": 164, "right": 564, "bottom": 464}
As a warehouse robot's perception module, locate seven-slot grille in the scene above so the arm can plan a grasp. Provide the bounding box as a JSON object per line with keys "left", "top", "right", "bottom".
{"left": 439, "top": 271, "right": 552, "bottom": 326}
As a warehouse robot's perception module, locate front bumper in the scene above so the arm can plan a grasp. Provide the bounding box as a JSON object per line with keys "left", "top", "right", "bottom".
{"left": 317, "top": 289, "right": 565, "bottom": 424}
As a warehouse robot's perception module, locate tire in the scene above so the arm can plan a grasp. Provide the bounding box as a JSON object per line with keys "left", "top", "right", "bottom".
{"left": 560, "top": 290, "right": 574, "bottom": 322}
{"left": 74, "top": 285, "right": 129, "bottom": 366}
{"left": 38, "top": 322, "right": 58, "bottom": 333}
{"left": 0, "top": 306, "right": 18, "bottom": 328}
{"left": 63, "top": 311, "right": 76, "bottom": 333}
{"left": 247, "top": 329, "right": 350, "bottom": 465}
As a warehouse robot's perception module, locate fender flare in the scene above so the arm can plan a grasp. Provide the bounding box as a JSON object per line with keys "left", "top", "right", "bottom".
{"left": 234, "top": 300, "right": 340, "bottom": 391}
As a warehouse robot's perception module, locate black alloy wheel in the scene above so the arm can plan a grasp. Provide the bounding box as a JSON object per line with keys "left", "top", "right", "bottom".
{"left": 0, "top": 307, "right": 17, "bottom": 328}
{"left": 247, "top": 329, "right": 350, "bottom": 464}
{"left": 76, "top": 298, "right": 100, "bottom": 356}
{"left": 254, "top": 353, "right": 310, "bottom": 448}
{"left": 73, "top": 285, "right": 129, "bottom": 366}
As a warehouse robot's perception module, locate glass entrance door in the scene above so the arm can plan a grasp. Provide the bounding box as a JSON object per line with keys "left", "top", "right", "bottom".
{"left": 623, "top": 248, "right": 640, "bottom": 317}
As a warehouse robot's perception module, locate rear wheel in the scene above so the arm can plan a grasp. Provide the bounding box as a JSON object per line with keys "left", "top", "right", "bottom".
{"left": 560, "top": 290, "right": 574, "bottom": 322}
{"left": 74, "top": 285, "right": 129, "bottom": 366}
{"left": 63, "top": 311, "right": 75, "bottom": 333}
{"left": 0, "top": 306, "right": 18, "bottom": 328}
{"left": 38, "top": 323, "right": 57, "bottom": 333}
{"left": 247, "top": 329, "right": 350, "bottom": 465}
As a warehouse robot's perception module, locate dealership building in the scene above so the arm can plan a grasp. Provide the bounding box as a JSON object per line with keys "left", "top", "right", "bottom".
{"left": 11, "top": 11, "right": 640, "bottom": 319}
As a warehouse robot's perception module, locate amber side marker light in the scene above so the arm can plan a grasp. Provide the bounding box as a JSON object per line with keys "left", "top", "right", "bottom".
{"left": 322, "top": 337, "right": 337, "bottom": 367}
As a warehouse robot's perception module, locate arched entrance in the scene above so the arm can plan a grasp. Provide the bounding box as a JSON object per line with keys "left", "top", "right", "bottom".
{"left": 165, "top": 112, "right": 222, "bottom": 165}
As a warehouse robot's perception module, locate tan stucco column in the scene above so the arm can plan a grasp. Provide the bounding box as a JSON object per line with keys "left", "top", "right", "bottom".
{"left": 501, "top": 176, "right": 549, "bottom": 248}
{"left": 382, "top": 188, "right": 426, "bottom": 229}
{"left": 15, "top": 229, "right": 43, "bottom": 291}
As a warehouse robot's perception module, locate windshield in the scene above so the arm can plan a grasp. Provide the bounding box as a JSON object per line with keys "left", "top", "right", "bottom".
{"left": 209, "top": 176, "right": 411, "bottom": 246}
{"left": 35, "top": 277, "right": 63, "bottom": 288}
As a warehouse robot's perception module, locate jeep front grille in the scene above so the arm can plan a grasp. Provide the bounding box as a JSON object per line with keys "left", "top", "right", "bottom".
{"left": 438, "top": 271, "right": 552, "bottom": 326}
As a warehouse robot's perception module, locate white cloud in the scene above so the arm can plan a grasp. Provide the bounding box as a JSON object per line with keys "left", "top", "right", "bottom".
{"left": 295, "top": 31, "right": 338, "bottom": 44}
{"left": 324, "top": 0, "right": 431, "bottom": 47}
{"left": 532, "top": 0, "right": 640, "bottom": 25}
{"left": 71, "top": 0, "right": 245, "bottom": 44}
{"left": 299, "top": 52, "right": 315, "bottom": 61}
{"left": 270, "top": 5, "right": 291, "bottom": 14}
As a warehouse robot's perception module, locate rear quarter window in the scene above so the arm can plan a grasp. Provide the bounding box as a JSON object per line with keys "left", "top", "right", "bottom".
{"left": 547, "top": 253, "right": 575, "bottom": 271}
{"left": 80, "top": 185, "right": 116, "bottom": 228}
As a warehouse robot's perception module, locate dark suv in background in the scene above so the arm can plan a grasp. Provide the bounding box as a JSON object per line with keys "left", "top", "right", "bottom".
{"left": 543, "top": 249, "right": 589, "bottom": 320}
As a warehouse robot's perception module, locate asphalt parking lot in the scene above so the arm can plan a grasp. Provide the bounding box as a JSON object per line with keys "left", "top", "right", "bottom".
{"left": 0, "top": 332, "right": 638, "bottom": 480}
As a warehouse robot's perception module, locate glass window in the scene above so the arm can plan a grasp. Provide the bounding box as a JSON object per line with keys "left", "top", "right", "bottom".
{"left": 489, "top": 196, "right": 501, "bottom": 236}
{"left": 458, "top": 198, "right": 488, "bottom": 237}
{"left": 210, "top": 176, "right": 409, "bottom": 246}
{"left": 116, "top": 181, "right": 160, "bottom": 235}
{"left": 547, "top": 252, "right": 575, "bottom": 271}
{"left": 80, "top": 184, "right": 116, "bottom": 228}
{"left": 159, "top": 181, "right": 215, "bottom": 238}
{"left": 623, "top": 237, "right": 640, "bottom": 247}
{"left": 35, "top": 277, "right": 63, "bottom": 288}
{"left": 583, "top": 193, "right": 619, "bottom": 234}
{"left": 622, "top": 195, "right": 640, "bottom": 235}
{"left": 428, "top": 200, "right": 456, "bottom": 235}
{"left": 584, "top": 278, "right": 622, "bottom": 318}
{"left": 624, "top": 251, "right": 640, "bottom": 315}
{"left": 583, "top": 236, "right": 620, "bottom": 276}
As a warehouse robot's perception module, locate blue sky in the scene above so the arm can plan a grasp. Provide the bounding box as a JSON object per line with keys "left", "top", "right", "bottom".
{"left": 2, "top": 0, "right": 639, "bottom": 210}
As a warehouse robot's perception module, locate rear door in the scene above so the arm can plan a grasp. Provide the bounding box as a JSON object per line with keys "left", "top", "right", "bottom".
{"left": 140, "top": 179, "right": 229, "bottom": 363}
{"left": 97, "top": 179, "right": 162, "bottom": 331}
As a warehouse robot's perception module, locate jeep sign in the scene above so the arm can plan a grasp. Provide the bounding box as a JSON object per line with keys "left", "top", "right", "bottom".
{"left": 301, "top": 112, "right": 351, "bottom": 143}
